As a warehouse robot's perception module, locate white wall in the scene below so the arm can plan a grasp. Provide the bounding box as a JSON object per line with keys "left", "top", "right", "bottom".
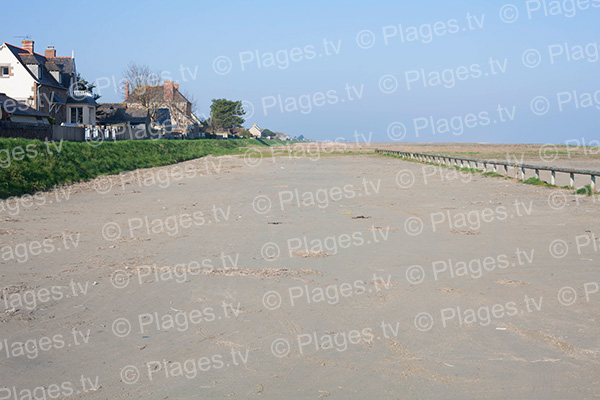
{"left": 0, "top": 44, "right": 36, "bottom": 104}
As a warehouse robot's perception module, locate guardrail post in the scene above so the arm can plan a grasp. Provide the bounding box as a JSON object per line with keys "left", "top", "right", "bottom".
{"left": 504, "top": 165, "right": 508, "bottom": 177}
{"left": 551, "top": 170, "right": 556, "bottom": 186}
{"left": 483, "top": 162, "right": 487, "bottom": 172}
{"left": 535, "top": 169, "right": 540, "bottom": 180}
{"left": 521, "top": 167, "right": 526, "bottom": 180}
{"left": 493, "top": 163, "right": 497, "bottom": 173}
{"left": 570, "top": 173, "right": 575, "bottom": 189}
{"left": 591, "top": 175, "right": 596, "bottom": 192}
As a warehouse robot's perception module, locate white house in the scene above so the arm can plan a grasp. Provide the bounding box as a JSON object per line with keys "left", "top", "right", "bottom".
{"left": 249, "top": 123, "right": 263, "bottom": 138}
{"left": 0, "top": 40, "right": 96, "bottom": 126}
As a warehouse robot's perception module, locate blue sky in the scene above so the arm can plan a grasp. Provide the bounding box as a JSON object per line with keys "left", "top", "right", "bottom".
{"left": 1, "top": 0, "right": 599, "bottom": 143}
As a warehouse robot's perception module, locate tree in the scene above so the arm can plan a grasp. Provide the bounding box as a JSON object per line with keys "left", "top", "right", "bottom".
{"left": 262, "top": 129, "right": 275, "bottom": 138}
{"left": 74, "top": 73, "right": 100, "bottom": 100}
{"left": 122, "top": 63, "right": 163, "bottom": 119}
{"left": 209, "top": 99, "right": 245, "bottom": 132}
{"left": 239, "top": 129, "right": 252, "bottom": 138}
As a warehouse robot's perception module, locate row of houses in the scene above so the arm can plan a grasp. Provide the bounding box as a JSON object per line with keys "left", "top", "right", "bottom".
{"left": 0, "top": 39, "right": 201, "bottom": 140}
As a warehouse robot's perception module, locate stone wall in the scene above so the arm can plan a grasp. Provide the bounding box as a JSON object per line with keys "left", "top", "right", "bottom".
{"left": 0, "top": 121, "right": 52, "bottom": 140}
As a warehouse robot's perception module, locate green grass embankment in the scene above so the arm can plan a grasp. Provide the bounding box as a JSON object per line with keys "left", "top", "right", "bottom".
{"left": 0, "top": 138, "right": 266, "bottom": 199}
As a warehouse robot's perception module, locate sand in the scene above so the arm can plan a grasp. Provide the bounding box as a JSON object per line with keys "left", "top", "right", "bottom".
{"left": 1, "top": 148, "right": 599, "bottom": 399}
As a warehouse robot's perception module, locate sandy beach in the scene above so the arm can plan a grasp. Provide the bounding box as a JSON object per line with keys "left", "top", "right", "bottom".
{"left": 1, "top": 148, "right": 599, "bottom": 399}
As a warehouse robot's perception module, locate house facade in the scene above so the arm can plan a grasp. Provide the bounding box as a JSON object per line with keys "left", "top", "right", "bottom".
{"left": 124, "top": 80, "right": 200, "bottom": 138}
{"left": 249, "top": 123, "right": 263, "bottom": 138}
{"left": 0, "top": 40, "right": 97, "bottom": 126}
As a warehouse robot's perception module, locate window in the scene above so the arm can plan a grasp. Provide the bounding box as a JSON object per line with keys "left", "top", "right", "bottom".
{"left": 70, "top": 107, "right": 83, "bottom": 124}
{"left": 0, "top": 65, "right": 9, "bottom": 77}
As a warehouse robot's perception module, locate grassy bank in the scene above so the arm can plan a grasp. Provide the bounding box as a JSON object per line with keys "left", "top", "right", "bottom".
{"left": 0, "top": 138, "right": 265, "bottom": 199}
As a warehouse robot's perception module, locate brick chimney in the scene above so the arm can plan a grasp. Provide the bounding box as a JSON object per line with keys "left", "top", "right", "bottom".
{"left": 22, "top": 40, "right": 34, "bottom": 54}
{"left": 164, "top": 81, "right": 174, "bottom": 102}
{"left": 45, "top": 46, "right": 56, "bottom": 58}
{"left": 174, "top": 83, "right": 179, "bottom": 90}
{"left": 124, "top": 82, "right": 130, "bottom": 100}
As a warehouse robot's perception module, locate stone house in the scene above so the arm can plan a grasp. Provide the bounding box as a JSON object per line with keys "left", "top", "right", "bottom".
{"left": 124, "top": 80, "right": 200, "bottom": 138}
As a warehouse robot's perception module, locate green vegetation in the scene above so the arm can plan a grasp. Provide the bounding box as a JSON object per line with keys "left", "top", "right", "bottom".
{"left": 574, "top": 184, "right": 596, "bottom": 196}
{"left": 209, "top": 99, "right": 245, "bottom": 132}
{"left": 0, "top": 138, "right": 266, "bottom": 199}
{"left": 483, "top": 171, "right": 503, "bottom": 178}
{"left": 522, "top": 177, "right": 554, "bottom": 187}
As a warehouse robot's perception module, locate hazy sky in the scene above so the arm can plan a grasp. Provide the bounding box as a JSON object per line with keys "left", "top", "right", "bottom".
{"left": 2, "top": 0, "right": 599, "bottom": 143}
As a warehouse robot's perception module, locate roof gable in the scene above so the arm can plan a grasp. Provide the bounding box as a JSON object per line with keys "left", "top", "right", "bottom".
{"left": 2, "top": 42, "right": 72, "bottom": 90}
{"left": 126, "top": 84, "right": 189, "bottom": 104}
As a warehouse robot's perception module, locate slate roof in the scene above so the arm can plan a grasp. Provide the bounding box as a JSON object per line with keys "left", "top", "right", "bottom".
{"left": 96, "top": 103, "right": 149, "bottom": 125}
{"left": 154, "top": 108, "right": 171, "bottom": 125}
{"left": 67, "top": 94, "right": 98, "bottom": 105}
{"left": 2, "top": 43, "right": 74, "bottom": 90}
{"left": 0, "top": 93, "right": 50, "bottom": 118}
{"left": 126, "top": 85, "right": 187, "bottom": 104}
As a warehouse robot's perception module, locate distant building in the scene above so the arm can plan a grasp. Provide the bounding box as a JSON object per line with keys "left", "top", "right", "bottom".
{"left": 249, "top": 123, "right": 263, "bottom": 138}
{"left": 124, "top": 80, "right": 201, "bottom": 138}
{"left": 0, "top": 40, "right": 97, "bottom": 125}
{"left": 96, "top": 103, "right": 152, "bottom": 139}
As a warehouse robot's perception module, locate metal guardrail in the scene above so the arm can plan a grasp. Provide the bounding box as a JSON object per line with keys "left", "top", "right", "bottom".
{"left": 375, "top": 149, "right": 599, "bottom": 192}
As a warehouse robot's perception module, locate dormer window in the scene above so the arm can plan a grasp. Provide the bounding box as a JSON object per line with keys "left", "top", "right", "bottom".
{"left": 51, "top": 71, "right": 61, "bottom": 84}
